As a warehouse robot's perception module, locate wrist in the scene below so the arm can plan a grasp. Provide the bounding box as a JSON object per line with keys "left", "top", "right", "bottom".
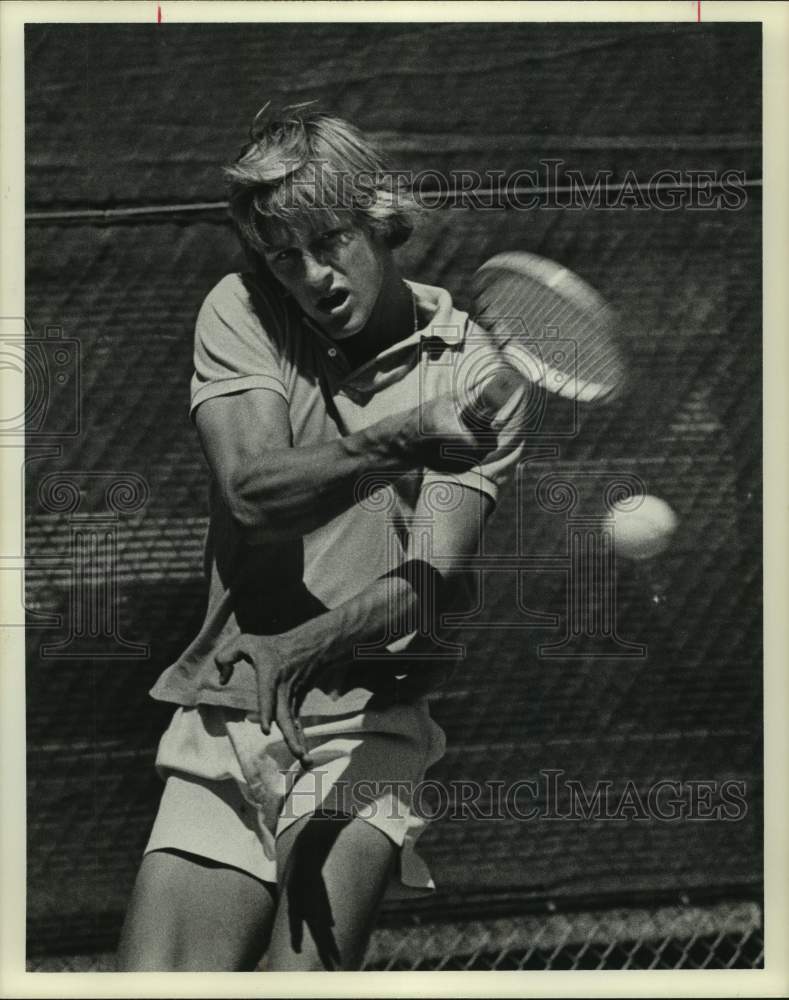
{"left": 353, "top": 408, "right": 422, "bottom": 471}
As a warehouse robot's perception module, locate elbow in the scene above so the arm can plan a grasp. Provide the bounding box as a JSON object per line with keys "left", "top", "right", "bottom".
{"left": 229, "top": 500, "right": 269, "bottom": 533}
{"left": 223, "top": 471, "right": 299, "bottom": 544}
{"left": 221, "top": 472, "right": 273, "bottom": 533}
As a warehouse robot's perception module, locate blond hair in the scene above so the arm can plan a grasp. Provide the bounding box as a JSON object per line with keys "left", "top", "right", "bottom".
{"left": 224, "top": 106, "right": 417, "bottom": 257}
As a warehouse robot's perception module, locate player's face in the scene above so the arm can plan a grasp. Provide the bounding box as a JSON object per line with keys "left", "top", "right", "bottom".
{"left": 262, "top": 223, "right": 387, "bottom": 339}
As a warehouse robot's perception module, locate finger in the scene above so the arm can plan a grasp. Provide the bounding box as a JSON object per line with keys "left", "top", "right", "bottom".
{"left": 290, "top": 672, "right": 313, "bottom": 726}
{"left": 256, "top": 669, "right": 277, "bottom": 736}
{"left": 279, "top": 685, "right": 310, "bottom": 766}
{"left": 215, "top": 634, "right": 247, "bottom": 668}
{"left": 217, "top": 661, "right": 235, "bottom": 686}
{"left": 277, "top": 684, "right": 312, "bottom": 767}
{"left": 215, "top": 637, "right": 246, "bottom": 686}
{"left": 216, "top": 635, "right": 253, "bottom": 686}
{"left": 289, "top": 658, "right": 327, "bottom": 732}
{"left": 288, "top": 665, "right": 310, "bottom": 718}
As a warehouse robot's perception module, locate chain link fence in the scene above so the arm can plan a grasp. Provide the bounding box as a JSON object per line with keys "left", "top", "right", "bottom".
{"left": 27, "top": 895, "right": 762, "bottom": 971}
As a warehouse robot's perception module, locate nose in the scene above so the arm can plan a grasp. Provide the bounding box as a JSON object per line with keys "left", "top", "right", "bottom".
{"left": 302, "top": 251, "right": 333, "bottom": 292}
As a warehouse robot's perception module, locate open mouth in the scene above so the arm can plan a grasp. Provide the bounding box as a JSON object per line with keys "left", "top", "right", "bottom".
{"left": 317, "top": 290, "right": 350, "bottom": 314}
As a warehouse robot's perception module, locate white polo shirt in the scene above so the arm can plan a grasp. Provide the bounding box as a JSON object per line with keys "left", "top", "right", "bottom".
{"left": 149, "top": 271, "right": 523, "bottom": 716}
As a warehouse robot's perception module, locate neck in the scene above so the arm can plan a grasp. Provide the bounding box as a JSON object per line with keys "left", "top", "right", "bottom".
{"left": 362, "top": 266, "right": 416, "bottom": 351}
{"left": 338, "top": 263, "right": 417, "bottom": 372}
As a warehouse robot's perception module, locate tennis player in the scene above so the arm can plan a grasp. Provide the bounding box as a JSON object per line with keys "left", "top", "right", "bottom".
{"left": 117, "top": 108, "right": 525, "bottom": 971}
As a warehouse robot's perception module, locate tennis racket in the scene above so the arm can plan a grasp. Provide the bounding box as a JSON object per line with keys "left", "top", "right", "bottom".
{"left": 464, "top": 251, "right": 627, "bottom": 423}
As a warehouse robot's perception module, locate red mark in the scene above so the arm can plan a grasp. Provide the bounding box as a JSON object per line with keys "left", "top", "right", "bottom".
{"left": 697, "top": 0, "right": 701, "bottom": 21}
{"left": 157, "top": 4, "right": 162, "bottom": 22}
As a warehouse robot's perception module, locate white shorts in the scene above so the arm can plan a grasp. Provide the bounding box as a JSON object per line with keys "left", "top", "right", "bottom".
{"left": 144, "top": 702, "right": 446, "bottom": 895}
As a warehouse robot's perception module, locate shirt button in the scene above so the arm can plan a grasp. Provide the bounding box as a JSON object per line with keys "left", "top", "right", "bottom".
{"left": 327, "top": 347, "right": 338, "bottom": 358}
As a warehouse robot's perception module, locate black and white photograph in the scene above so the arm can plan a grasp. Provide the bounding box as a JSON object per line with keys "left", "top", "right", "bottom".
{"left": 2, "top": 0, "right": 786, "bottom": 992}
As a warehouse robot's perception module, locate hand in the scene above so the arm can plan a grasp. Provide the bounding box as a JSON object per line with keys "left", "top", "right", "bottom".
{"left": 412, "top": 393, "right": 503, "bottom": 472}
{"left": 415, "top": 379, "right": 524, "bottom": 471}
{"left": 215, "top": 632, "right": 318, "bottom": 767}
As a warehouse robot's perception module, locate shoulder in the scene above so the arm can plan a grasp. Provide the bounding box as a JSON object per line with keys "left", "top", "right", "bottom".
{"left": 196, "top": 273, "right": 252, "bottom": 334}
{"left": 198, "top": 272, "right": 274, "bottom": 322}
{"left": 190, "top": 271, "right": 294, "bottom": 412}
{"left": 203, "top": 271, "right": 247, "bottom": 303}
{"left": 197, "top": 272, "right": 248, "bottom": 313}
{"left": 196, "top": 271, "right": 293, "bottom": 348}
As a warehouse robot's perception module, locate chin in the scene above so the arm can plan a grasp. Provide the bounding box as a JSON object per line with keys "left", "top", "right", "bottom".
{"left": 329, "top": 313, "right": 368, "bottom": 340}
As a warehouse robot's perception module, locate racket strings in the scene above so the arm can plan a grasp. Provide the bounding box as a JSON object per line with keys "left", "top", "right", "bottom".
{"left": 475, "top": 272, "right": 620, "bottom": 390}
{"left": 479, "top": 273, "right": 602, "bottom": 346}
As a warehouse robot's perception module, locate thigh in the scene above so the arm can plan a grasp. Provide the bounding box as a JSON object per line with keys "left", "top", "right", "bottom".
{"left": 116, "top": 848, "right": 277, "bottom": 971}
{"left": 265, "top": 812, "right": 396, "bottom": 971}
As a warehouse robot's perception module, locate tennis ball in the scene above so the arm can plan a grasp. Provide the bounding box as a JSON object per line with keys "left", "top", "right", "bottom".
{"left": 608, "top": 494, "right": 678, "bottom": 561}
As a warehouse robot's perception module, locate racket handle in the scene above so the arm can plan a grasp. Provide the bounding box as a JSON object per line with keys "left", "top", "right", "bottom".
{"left": 475, "top": 368, "right": 525, "bottom": 413}
{"left": 462, "top": 368, "right": 526, "bottom": 429}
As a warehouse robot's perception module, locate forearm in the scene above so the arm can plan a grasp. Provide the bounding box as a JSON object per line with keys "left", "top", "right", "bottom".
{"left": 234, "top": 408, "right": 421, "bottom": 542}
{"left": 216, "top": 560, "right": 459, "bottom": 762}
{"left": 214, "top": 480, "right": 488, "bottom": 762}
{"left": 273, "top": 560, "right": 451, "bottom": 672}
{"left": 270, "top": 483, "right": 488, "bottom": 670}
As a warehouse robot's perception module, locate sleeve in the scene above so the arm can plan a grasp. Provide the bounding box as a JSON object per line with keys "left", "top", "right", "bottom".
{"left": 189, "top": 273, "right": 290, "bottom": 420}
{"left": 421, "top": 442, "right": 524, "bottom": 508}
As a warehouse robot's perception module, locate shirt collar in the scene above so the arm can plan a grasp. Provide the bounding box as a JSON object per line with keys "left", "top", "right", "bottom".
{"left": 406, "top": 279, "right": 466, "bottom": 346}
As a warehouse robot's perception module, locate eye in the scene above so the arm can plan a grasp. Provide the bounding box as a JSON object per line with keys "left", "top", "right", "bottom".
{"left": 269, "top": 247, "right": 300, "bottom": 267}
{"left": 316, "top": 228, "right": 350, "bottom": 249}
